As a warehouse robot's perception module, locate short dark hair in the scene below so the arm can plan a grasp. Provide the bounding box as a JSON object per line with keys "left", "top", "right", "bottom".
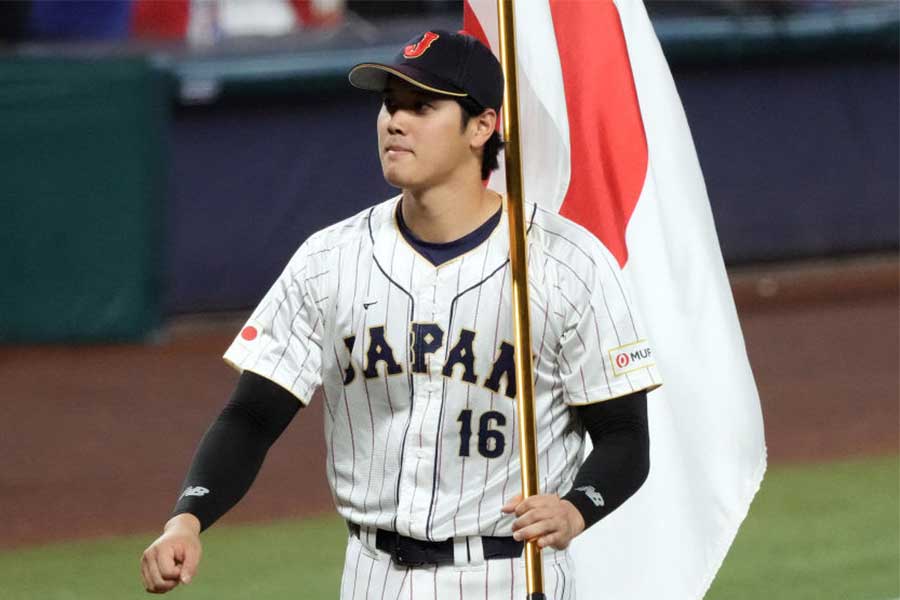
{"left": 457, "top": 98, "right": 505, "bottom": 181}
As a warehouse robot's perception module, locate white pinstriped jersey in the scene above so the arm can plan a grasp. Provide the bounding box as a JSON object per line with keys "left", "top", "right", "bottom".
{"left": 224, "top": 194, "right": 661, "bottom": 542}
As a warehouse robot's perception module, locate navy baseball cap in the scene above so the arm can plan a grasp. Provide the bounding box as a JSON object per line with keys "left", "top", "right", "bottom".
{"left": 349, "top": 29, "right": 504, "bottom": 111}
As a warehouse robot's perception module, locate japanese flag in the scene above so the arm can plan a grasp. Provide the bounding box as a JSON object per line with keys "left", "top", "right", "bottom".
{"left": 463, "top": 1, "right": 767, "bottom": 598}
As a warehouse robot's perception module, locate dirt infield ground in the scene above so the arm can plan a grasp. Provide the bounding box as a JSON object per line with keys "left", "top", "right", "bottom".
{"left": 0, "top": 255, "right": 896, "bottom": 549}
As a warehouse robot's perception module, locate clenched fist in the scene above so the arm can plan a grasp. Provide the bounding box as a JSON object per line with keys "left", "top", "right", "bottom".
{"left": 140, "top": 513, "right": 203, "bottom": 593}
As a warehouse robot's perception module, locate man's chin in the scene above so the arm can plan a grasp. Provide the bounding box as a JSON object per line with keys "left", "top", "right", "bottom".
{"left": 383, "top": 171, "right": 422, "bottom": 191}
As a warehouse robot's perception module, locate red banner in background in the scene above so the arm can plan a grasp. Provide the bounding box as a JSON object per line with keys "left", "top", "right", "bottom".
{"left": 464, "top": 0, "right": 647, "bottom": 268}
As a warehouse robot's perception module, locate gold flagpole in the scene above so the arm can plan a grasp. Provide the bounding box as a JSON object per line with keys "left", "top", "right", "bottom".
{"left": 496, "top": 1, "right": 544, "bottom": 597}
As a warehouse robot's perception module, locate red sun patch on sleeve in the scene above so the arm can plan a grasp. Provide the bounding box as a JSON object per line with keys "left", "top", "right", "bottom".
{"left": 241, "top": 326, "right": 258, "bottom": 341}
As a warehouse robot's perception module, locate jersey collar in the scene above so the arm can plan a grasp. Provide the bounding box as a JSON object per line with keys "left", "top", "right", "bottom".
{"left": 368, "top": 194, "right": 536, "bottom": 296}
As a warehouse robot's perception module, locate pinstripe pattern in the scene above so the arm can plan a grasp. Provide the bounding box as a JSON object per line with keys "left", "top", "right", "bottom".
{"left": 451, "top": 240, "right": 492, "bottom": 531}
{"left": 481, "top": 260, "right": 507, "bottom": 533}
{"left": 225, "top": 195, "right": 660, "bottom": 595}
{"left": 361, "top": 251, "right": 379, "bottom": 520}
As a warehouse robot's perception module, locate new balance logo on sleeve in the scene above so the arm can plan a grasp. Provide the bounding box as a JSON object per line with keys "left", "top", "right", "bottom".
{"left": 180, "top": 486, "right": 210, "bottom": 499}
{"left": 575, "top": 485, "right": 605, "bottom": 507}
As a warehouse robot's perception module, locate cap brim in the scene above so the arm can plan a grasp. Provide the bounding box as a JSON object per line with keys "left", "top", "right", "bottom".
{"left": 348, "top": 63, "right": 468, "bottom": 98}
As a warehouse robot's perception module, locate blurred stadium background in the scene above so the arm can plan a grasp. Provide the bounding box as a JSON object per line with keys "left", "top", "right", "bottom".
{"left": 0, "top": 1, "right": 897, "bottom": 598}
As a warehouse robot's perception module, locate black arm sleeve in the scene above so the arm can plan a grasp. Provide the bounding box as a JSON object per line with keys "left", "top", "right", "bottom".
{"left": 561, "top": 390, "right": 650, "bottom": 530}
{"left": 171, "top": 371, "right": 302, "bottom": 531}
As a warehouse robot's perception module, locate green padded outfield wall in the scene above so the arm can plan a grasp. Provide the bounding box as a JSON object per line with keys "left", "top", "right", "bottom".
{"left": 0, "top": 58, "right": 166, "bottom": 342}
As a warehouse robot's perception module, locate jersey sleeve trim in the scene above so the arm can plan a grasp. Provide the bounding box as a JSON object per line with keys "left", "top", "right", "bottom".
{"left": 563, "top": 364, "right": 662, "bottom": 406}
{"left": 222, "top": 358, "right": 312, "bottom": 406}
{"left": 565, "top": 381, "right": 662, "bottom": 406}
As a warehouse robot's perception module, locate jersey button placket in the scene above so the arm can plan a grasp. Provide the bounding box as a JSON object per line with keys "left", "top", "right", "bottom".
{"left": 401, "top": 276, "right": 437, "bottom": 531}
{"left": 416, "top": 276, "right": 447, "bottom": 536}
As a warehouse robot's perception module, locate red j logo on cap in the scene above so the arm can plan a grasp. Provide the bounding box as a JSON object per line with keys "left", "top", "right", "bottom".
{"left": 404, "top": 31, "right": 440, "bottom": 59}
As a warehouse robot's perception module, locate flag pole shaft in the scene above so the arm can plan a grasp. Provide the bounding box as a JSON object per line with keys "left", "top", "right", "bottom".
{"left": 496, "top": 0, "right": 544, "bottom": 597}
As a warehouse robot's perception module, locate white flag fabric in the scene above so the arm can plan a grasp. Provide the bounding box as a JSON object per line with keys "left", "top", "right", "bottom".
{"left": 463, "top": 1, "right": 767, "bottom": 598}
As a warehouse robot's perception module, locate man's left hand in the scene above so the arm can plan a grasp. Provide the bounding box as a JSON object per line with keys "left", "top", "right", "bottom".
{"left": 501, "top": 493, "right": 585, "bottom": 550}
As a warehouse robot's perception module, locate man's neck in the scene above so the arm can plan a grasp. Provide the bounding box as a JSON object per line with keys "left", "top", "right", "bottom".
{"left": 400, "top": 180, "right": 502, "bottom": 243}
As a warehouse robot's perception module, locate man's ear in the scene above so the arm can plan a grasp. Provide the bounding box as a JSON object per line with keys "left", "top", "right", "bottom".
{"left": 469, "top": 108, "right": 498, "bottom": 150}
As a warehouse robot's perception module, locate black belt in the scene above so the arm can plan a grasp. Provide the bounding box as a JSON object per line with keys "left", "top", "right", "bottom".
{"left": 348, "top": 522, "right": 523, "bottom": 567}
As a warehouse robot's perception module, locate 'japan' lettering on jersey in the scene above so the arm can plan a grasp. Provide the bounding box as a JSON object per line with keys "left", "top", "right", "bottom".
{"left": 224, "top": 195, "right": 661, "bottom": 542}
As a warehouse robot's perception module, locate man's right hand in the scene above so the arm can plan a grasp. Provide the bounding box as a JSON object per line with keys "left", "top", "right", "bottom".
{"left": 140, "top": 513, "right": 203, "bottom": 593}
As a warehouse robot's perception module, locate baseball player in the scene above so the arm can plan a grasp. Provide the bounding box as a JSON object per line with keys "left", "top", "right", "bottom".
{"left": 140, "top": 30, "right": 661, "bottom": 598}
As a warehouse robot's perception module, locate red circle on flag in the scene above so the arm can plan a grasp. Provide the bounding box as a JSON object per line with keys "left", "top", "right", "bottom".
{"left": 241, "top": 326, "right": 258, "bottom": 341}
{"left": 615, "top": 353, "right": 629, "bottom": 368}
